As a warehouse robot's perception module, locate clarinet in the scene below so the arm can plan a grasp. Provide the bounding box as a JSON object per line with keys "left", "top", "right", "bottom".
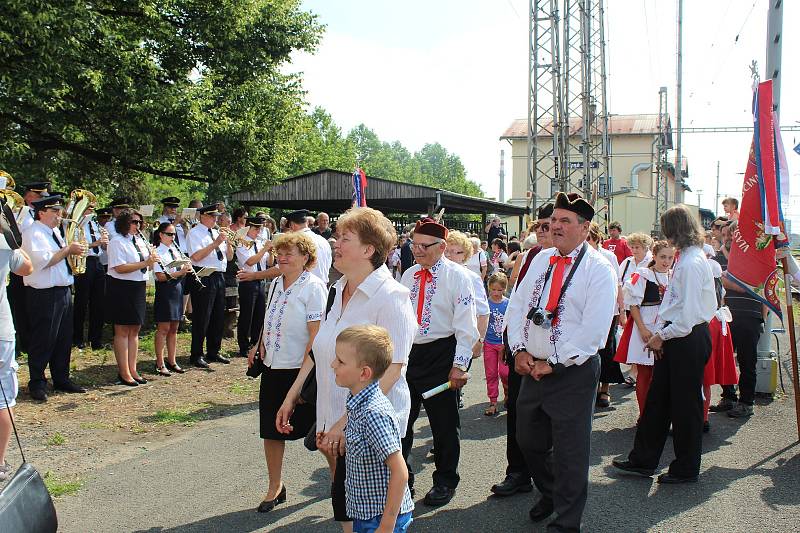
{"left": 174, "top": 243, "right": 205, "bottom": 289}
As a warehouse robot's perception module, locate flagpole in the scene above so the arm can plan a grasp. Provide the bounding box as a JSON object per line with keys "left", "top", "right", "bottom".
{"left": 780, "top": 259, "right": 800, "bottom": 440}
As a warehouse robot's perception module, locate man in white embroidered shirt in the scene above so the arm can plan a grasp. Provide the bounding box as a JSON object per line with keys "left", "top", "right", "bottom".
{"left": 400, "top": 218, "right": 478, "bottom": 507}
{"left": 285, "top": 209, "right": 332, "bottom": 284}
{"left": 507, "top": 192, "right": 616, "bottom": 531}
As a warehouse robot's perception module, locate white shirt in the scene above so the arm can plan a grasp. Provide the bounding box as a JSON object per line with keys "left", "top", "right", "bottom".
{"left": 157, "top": 215, "right": 188, "bottom": 253}
{"left": 507, "top": 243, "right": 617, "bottom": 368}
{"left": 153, "top": 242, "right": 184, "bottom": 277}
{"left": 655, "top": 245, "right": 717, "bottom": 341}
{"left": 261, "top": 271, "right": 327, "bottom": 369}
{"left": 236, "top": 238, "right": 268, "bottom": 273}
{"left": 21, "top": 220, "right": 74, "bottom": 288}
{"left": 104, "top": 219, "right": 118, "bottom": 239}
{"left": 16, "top": 206, "right": 35, "bottom": 233}
{"left": 313, "top": 265, "right": 416, "bottom": 433}
{"left": 619, "top": 252, "right": 652, "bottom": 284}
{"left": 186, "top": 224, "right": 228, "bottom": 271}
{"left": 598, "top": 246, "right": 620, "bottom": 279}
{"left": 82, "top": 218, "right": 103, "bottom": 257}
{"left": 401, "top": 257, "right": 479, "bottom": 369}
{"left": 107, "top": 233, "right": 151, "bottom": 282}
{"left": 465, "top": 250, "right": 487, "bottom": 277}
{"left": 464, "top": 267, "right": 489, "bottom": 316}
{"left": 300, "top": 227, "right": 331, "bottom": 284}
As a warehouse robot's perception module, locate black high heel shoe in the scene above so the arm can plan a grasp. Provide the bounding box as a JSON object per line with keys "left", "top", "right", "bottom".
{"left": 117, "top": 374, "right": 138, "bottom": 387}
{"left": 165, "top": 361, "right": 185, "bottom": 374}
{"left": 256, "top": 485, "right": 286, "bottom": 513}
{"left": 133, "top": 375, "right": 148, "bottom": 385}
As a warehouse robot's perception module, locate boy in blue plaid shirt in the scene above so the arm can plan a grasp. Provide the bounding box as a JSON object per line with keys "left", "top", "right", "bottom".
{"left": 332, "top": 325, "right": 414, "bottom": 533}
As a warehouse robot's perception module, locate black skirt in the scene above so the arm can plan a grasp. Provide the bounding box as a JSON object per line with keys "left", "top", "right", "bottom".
{"left": 154, "top": 278, "right": 185, "bottom": 322}
{"left": 105, "top": 277, "right": 146, "bottom": 326}
{"left": 259, "top": 367, "right": 315, "bottom": 440}
{"left": 599, "top": 316, "right": 625, "bottom": 383}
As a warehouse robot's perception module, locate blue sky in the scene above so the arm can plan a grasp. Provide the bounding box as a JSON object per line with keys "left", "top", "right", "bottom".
{"left": 289, "top": 0, "right": 799, "bottom": 224}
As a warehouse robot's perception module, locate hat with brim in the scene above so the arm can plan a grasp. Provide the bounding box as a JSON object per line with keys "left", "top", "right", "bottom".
{"left": 24, "top": 181, "right": 50, "bottom": 194}
{"left": 110, "top": 197, "right": 132, "bottom": 209}
{"left": 554, "top": 192, "right": 594, "bottom": 221}
{"left": 414, "top": 217, "right": 448, "bottom": 240}
{"left": 96, "top": 207, "right": 112, "bottom": 216}
{"left": 286, "top": 209, "right": 311, "bottom": 224}
{"left": 198, "top": 205, "right": 221, "bottom": 216}
{"left": 31, "top": 194, "right": 65, "bottom": 211}
{"left": 537, "top": 202, "right": 554, "bottom": 220}
{"left": 246, "top": 216, "right": 265, "bottom": 227}
{"left": 161, "top": 196, "right": 180, "bottom": 207}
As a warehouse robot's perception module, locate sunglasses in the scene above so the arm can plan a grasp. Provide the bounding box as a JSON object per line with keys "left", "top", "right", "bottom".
{"left": 533, "top": 222, "right": 550, "bottom": 231}
{"left": 410, "top": 241, "right": 441, "bottom": 250}
{"left": 162, "top": 231, "right": 176, "bottom": 236}
{"left": 131, "top": 220, "right": 143, "bottom": 225}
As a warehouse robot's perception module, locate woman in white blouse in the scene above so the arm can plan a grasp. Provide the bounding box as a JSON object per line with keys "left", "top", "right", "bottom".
{"left": 152, "top": 222, "right": 192, "bottom": 376}
{"left": 249, "top": 232, "right": 326, "bottom": 513}
{"left": 106, "top": 209, "right": 157, "bottom": 387}
{"left": 277, "top": 207, "right": 416, "bottom": 530}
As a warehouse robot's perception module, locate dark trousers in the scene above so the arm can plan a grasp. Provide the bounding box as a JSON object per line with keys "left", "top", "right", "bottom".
{"left": 629, "top": 322, "right": 711, "bottom": 478}
{"left": 505, "top": 366, "right": 531, "bottom": 478}
{"left": 721, "top": 315, "right": 762, "bottom": 405}
{"left": 517, "top": 356, "right": 600, "bottom": 533}
{"left": 72, "top": 256, "right": 105, "bottom": 346}
{"left": 8, "top": 273, "right": 29, "bottom": 354}
{"left": 26, "top": 286, "right": 73, "bottom": 390}
{"left": 236, "top": 280, "right": 265, "bottom": 355}
{"left": 190, "top": 271, "right": 225, "bottom": 360}
{"left": 402, "top": 380, "right": 461, "bottom": 489}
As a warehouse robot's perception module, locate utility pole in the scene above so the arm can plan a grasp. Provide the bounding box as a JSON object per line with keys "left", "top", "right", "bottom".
{"left": 696, "top": 189, "right": 703, "bottom": 209}
{"left": 674, "top": 0, "right": 684, "bottom": 204}
{"left": 715, "top": 160, "right": 720, "bottom": 214}
{"left": 766, "top": 0, "right": 783, "bottom": 115}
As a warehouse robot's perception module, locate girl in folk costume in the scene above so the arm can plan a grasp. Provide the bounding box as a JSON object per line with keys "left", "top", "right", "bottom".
{"left": 614, "top": 241, "right": 674, "bottom": 417}
{"left": 701, "top": 247, "right": 737, "bottom": 432}
{"left": 616, "top": 233, "right": 653, "bottom": 387}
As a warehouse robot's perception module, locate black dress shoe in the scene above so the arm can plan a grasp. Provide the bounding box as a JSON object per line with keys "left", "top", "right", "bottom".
{"left": 191, "top": 357, "right": 210, "bottom": 369}
{"left": 133, "top": 376, "right": 148, "bottom": 385}
{"left": 612, "top": 458, "right": 655, "bottom": 477}
{"left": 709, "top": 398, "right": 735, "bottom": 412}
{"left": 54, "top": 381, "right": 86, "bottom": 393}
{"left": 206, "top": 354, "right": 231, "bottom": 364}
{"left": 423, "top": 485, "right": 455, "bottom": 507}
{"left": 657, "top": 472, "right": 698, "bottom": 484}
{"left": 257, "top": 485, "right": 286, "bottom": 513}
{"left": 529, "top": 497, "right": 554, "bottom": 522}
{"left": 75, "top": 342, "right": 85, "bottom": 349}
{"left": 30, "top": 388, "right": 48, "bottom": 402}
{"left": 117, "top": 374, "right": 139, "bottom": 387}
{"left": 165, "top": 362, "right": 185, "bottom": 374}
{"left": 90, "top": 343, "right": 103, "bottom": 350}
{"left": 491, "top": 473, "right": 534, "bottom": 497}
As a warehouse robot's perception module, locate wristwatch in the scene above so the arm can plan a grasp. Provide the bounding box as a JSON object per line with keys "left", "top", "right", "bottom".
{"left": 453, "top": 363, "right": 469, "bottom": 372}
{"left": 511, "top": 348, "right": 528, "bottom": 359}
{"left": 548, "top": 361, "right": 566, "bottom": 375}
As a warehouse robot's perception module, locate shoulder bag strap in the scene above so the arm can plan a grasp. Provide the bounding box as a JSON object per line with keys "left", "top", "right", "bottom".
{"left": 0, "top": 377, "right": 25, "bottom": 463}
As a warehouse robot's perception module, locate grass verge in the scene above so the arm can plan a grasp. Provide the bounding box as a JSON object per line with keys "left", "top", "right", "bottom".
{"left": 43, "top": 471, "right": 83, "bottom": 497}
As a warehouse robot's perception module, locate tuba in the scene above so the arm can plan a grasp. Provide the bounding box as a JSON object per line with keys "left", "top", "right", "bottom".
{"left": 0, "top": 171, "right": 25, "bottom": 219}
{"left": 64, "top": 189, "right": 96, "bottom": 275}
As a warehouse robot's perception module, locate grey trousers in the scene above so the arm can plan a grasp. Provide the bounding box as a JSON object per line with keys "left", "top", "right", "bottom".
{"left": 517, "top": 356, "right": 600, "bottom": 533}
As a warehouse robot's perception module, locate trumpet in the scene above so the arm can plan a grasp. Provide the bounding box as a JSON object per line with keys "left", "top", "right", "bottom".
{"left": 217, "top": 225, "right": 254, "bottom": 249}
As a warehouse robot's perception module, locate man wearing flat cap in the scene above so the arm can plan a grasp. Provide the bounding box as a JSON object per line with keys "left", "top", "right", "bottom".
{"left": 400, "top": 218, "right": 479, "bottom": 507}
{"left": 186, "top": 204, "right": 235, "bottom": 368}
{"left": 22, "top": 194, "right": 87, "bottom": 401}
{"left": 8, "top": 180, "right": 50, "bottom": 355}
{"left": 104, "top": 197, "right": 132, "bottom": 239}
{"left": 158, "top": 197, "right": 187, "bottom": 253}
{"left": 285, "top": 209, "right": 331, "bottom": 284}
{"left": 506, "top": 192, "right": 616, "bottom": 530}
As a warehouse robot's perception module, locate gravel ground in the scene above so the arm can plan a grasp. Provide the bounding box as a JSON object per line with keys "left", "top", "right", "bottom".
{"left": 50, "top": 350, "right": 800, "bottom": 533}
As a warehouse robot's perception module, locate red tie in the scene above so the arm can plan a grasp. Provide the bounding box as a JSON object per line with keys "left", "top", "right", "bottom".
{"left": 545, "top": 255, "right": 573, "bottom": 313}
{"left": 414, "top": 268, "right": 433, "bottom": 325}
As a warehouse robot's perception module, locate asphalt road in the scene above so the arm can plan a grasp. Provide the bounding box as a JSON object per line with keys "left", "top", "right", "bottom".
{"left": 56, "top": 357, "right": 800, "bottom": 533}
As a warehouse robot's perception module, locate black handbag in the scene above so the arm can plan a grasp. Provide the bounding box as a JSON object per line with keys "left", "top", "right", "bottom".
{"left": 0, "top": 380, "right": 58, "bottom": 533}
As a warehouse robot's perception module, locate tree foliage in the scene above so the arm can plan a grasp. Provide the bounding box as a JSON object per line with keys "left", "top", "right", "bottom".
{"left": 0, "top": 0, "right": 322, "bottom": 200}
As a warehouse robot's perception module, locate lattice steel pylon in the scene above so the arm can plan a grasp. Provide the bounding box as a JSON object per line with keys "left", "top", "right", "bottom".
{"left": 527, "top": 0, "right": 610, "bottom": 222}
{"left": 652, "top": 86, "right": 670, "bottom": 237}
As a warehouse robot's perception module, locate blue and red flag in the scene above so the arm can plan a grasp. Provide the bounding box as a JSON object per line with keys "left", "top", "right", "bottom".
{"left": 726, "top": 79, "right": 789, "bottom": 318}
{"left": 352, "top": 167, "right": 367, "bottom": 207}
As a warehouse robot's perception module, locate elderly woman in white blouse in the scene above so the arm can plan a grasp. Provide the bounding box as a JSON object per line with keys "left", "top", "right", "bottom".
{"left": 277, "top": 207, "right": 416, "bottom": 531}
{"left": 248, "top": 232, "right": 326, "bottom": 513}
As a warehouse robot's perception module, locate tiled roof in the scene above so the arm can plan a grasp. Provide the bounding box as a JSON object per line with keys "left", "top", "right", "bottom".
{"left": 500, "top": 114, "right": 671, "bottom": 139}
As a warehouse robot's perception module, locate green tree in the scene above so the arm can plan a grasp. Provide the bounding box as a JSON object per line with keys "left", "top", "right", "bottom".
{"left": 0, "top": 0, "right": 323, "bottom": 200}
{"left": 288, "top": 107, "right": 356, "bottom": 176}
